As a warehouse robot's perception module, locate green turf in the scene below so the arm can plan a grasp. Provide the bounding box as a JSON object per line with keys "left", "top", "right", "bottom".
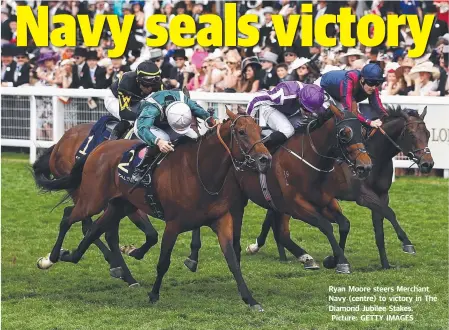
{"left": 2, "top": 153, "right": 448, "bottom": 330}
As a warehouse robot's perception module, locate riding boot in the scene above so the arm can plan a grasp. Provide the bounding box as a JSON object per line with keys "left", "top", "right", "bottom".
{"left": 264, "top": 131, "right": 288, "bottom": 150}
{"left": 131, "top": 145, "right": 162, "bottom": 185}
{"left": 110, "top": 120, "right": 131, "bottom": 140}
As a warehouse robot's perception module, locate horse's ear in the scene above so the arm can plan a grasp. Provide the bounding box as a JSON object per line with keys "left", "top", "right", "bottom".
{"left": 226, "top": 106, "right": 236, "bottom": 120}
{"left": 237, "top": 105, "right": 247, "bottom": 115}
{"left": 329, "top": 103, "right": 344, "bottom": 120}
{"left": 420, "top": 106, "right": 427, "bottom": 120}
{"left": 182, "top": 86, "right": 190, "bottom": 98}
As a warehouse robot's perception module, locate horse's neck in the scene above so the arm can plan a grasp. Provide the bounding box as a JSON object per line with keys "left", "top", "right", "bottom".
{"left": 369, "top": 118, "right": 404, "bottom": 163}
{"left": 197, "top": 123, "right": 233, "bottom": 191}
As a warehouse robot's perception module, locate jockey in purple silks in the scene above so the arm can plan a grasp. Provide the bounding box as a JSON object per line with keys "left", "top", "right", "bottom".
{"left": 247, "top": 81, "right": 326, "bottom": 147}
{"left": 316, "top": 63, "right": 387, "bottom": 128}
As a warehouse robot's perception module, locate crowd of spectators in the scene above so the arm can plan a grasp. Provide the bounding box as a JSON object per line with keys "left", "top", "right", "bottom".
{"left": 2, "top": 0, "right": 449, "bottom": 97}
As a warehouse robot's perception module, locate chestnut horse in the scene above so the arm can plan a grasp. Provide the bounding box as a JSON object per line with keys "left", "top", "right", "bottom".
{"left": 34, "top": 108, "right": 271, "bottom": 310}
{"left": 184, "top": 106, "right": 373, "bottom": 274}
{"left": 246, "top": 106, "right": 434, "bottom": 269}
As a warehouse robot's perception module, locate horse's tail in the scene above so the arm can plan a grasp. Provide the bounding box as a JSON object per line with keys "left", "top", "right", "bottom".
{"left": 31, "top": 145, "right": 55, "bottom": 180}
{"left": 33, "top": 155, "right": 87, "bottom": 195}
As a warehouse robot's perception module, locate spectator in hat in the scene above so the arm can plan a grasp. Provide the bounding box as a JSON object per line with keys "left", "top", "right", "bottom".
{"left": 82, "top": 50, "right": 110, "bottom": 89}
{"left": 169, "top": 48, "right": 192, "bottom": 89}
{"left": 35, "top": 51, "right": 59, "bottom": 87}
{"left": 259, "top": 6, "right": 275, "bottom": 48}
{"left": 1, "top": 7, "right": 11, "bottom": 43}
{"left": 309, "top": 43, "right": 321, "bottom": 63}
{"left": 259, "top": 51, "right": 279, "bottom": 90}
{"left": 1, "top": 44, "right": 17, "bottom": 86}
{"left": 395, "top": 57, "right": 415, "bottom": 95}
{"left": 12, "top": 47, "right": 30, "bottom": 87}
{"left": 282, "top": 47, "right": 298, "bottom": 74}
{"left": 72, "top": 46, "right": 88, "bottom": 89}
{"left": 340, "top": 48, "right": 367, "bottom": 70}
{"left": 187, "top": 59, "right": 208, "bottom": 91}
{"left": 381, "top": 62, "right": 401, "bottom": 96}
{"left": 408, "top": 61, "right": 440, "bottom": 96}
{"left": 291, "top": 57, "right": 320, "bottom": 84}
{"left": 55, "top": 59, "right": 77, "bottom": 89}
{"left": 109, "top": 55, "right": 130, "bottom": 84}
{"left": 237, "top": 56, "right": 261, "bottom": 93}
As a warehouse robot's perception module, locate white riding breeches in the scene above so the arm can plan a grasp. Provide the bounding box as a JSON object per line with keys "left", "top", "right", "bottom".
{"left": 256, "top": 104, "right": 302, "bottom": 139}
{"left": 134, "top": 124, "right": 199, "bottom": 145}
{"left": 104, "top": 89, "right": 120, "bottom": 120}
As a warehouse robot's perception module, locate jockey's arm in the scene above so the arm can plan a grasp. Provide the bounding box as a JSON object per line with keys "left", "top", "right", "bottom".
{"left": 342, "top": 73, "right": 372, "bottom": 126}
{"left": 246, "top": 82, "right": 289, "bottom": 116}
{"left": 136, "top": 103, "right": 160, "bottom": 147}
{"left": 368, "top": 88, "right": 388, "bottom": 120}
{"left": 185, "top": 97, "right": 210, "bottom": 121}
{"left": 118, "top": 91, "right": 138, "bottom": 121}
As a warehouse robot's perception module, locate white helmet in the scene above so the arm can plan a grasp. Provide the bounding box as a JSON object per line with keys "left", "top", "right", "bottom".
{"left": 165, "top": 101, "right": 192, "bottom": 134}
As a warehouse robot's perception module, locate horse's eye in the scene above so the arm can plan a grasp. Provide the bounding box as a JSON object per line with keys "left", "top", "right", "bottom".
{"left": 239, "top": 129, "right": 245, "bottom": 136}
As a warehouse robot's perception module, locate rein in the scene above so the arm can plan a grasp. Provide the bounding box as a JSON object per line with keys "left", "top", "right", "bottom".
{"left": 375, "top": 118, "right": 430, "bottom": 165}
{"left": 197, "top": 114, "right": 266, "bottom": 196}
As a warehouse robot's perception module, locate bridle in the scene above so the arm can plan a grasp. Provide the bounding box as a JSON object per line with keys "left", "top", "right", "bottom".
{"left": 375, "top": 117, "right": 431, "bottom": 166}
{"left": 304, "top": 115, "right": 368, "bottom": 175}
{"left": 197, "top": 114, "right": 266, "bottom": 195}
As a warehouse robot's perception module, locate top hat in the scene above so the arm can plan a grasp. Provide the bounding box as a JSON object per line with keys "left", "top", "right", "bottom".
{"left": 172, "top": 49, "right": 187, "bottom": 60}
{"left": 74, "top": 47, "right": 88, "bottom": 58}
{"left": 86, "top": 50, "right": 99, "bottom": 61}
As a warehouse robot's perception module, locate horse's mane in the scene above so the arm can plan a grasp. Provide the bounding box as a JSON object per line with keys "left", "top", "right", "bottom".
{"left": 384, "top": 105, "right": 420, "bottom": 121}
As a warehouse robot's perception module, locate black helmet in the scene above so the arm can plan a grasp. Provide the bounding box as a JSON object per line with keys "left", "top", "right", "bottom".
{"left": 136, "top": 61, "right": 161, "bottom": 87}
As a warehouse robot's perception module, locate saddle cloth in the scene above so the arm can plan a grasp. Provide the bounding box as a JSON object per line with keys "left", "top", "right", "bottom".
{"left": 117, "top": 143, "right": 165, "bottom": 220}
{"left": 75, "top": 115, "right": 119, "bottom": 160}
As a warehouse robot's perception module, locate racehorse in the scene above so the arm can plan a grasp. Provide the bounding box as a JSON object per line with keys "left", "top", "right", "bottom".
{"left": 246, "top": 106, "right": 434, "bottom": 270}
{"left": 33, "top": 108, "right": 272, "bottom": 310}
{"left": 32, "top": 121, "right": 160, "bottom": 279}
{"left": 184, "top": 105, "right": 373, "bottom": 275}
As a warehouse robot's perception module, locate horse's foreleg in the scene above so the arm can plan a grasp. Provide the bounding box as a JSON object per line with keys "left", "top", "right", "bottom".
{"left": 123, "top": 210, "right": 159, "bottom": 260}
{"left": 81, "top": 217, "right": 113, "bottom": 264}
{"left": 184, "top": 228, "right": 201, "bottom": 272}
{"left": 371, "top": 211, "right": 390, "bottom": 269}
{"left": 211, "top": 212, "right": 262, "bottom": 311}
{"left": 148, "top": 221, "right": 180, "bottom": 304}
{"left": 37, "top": 206, "right": 75, "bottom": 269}
{"left": 246, "top": 209, "right": 273, "bottom": 255}
{"left": 273, "top": 213, "right": 320, "bottom": 269}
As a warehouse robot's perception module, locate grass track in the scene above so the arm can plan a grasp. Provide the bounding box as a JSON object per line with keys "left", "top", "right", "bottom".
{"left": 1, "top": 153, "right": 448, "bottom": 330}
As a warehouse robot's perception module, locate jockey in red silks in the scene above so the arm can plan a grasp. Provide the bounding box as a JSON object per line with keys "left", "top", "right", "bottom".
{"left": 316, "top": 63, "right": 387, "bottom": 128}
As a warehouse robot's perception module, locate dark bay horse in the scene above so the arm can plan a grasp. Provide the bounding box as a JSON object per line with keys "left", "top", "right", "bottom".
{"left": 246, "top": 106, "right": 434, "bottom": 269}
{"left": 32, "top": 121, "right": 159, "bottom": 276}
{"left": 33, "top": 108, "right": 272, "bottom": 310}
{"left": 184, "top": 106, "right": 373, "bottom": 274}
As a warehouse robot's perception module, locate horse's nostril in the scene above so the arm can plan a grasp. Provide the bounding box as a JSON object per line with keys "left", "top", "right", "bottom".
{"left": 259, "top": 155, "right": 269, "bottom": 163}
{"left": 421, "top": 162, "right": 429, "bottom": 168}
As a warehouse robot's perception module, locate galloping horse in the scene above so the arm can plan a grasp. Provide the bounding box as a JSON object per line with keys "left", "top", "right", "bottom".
{"left": 246, "top": 106, "right": 434, "bottom": 269}
{"left": 34, "top": 108, "right": 272, "bottom": 310}
{"left": 184, "top": 106, "right": 373, "bottom": 274}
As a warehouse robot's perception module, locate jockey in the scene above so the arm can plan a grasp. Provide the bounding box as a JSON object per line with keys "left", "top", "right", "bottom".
{"left": 134, "top": 90, "right": 215, "bottom": 153}
{"left": 246, "top": 81, "right": 326, "bottom": 147}
{"left": 317, "top": 63, "right": 387, "bottom": 128}
{"left": 105, "top": 61, "right": 162, "bottom": 140}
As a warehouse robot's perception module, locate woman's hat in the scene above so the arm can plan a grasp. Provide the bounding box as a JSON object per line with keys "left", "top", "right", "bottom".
{"left": 60, "top": 59, "right": 74, "bottom": 66}
{"left": 409, "top": 61, "right": 440, "bottom": 80}
{"left": 290, "top": 57, "right": 310, "bottom": 70}
{"left": 241, "top": 56, "right": 261, "bottom": 72}
{"left": 36, "top": 51, "right": 59, "bottom": 64}
{"left": 258, "top": 51, "right": 278, "bottom": 65}
{"left": 340, "top": 48, "right": 367, "bottom": 63}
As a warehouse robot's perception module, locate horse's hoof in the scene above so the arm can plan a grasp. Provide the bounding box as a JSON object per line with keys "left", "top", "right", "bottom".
{"left": 323, "top": 255, "right": 337, "bottom": 269}
{"left": 250, "top": 304, "right": 264, "bottom": 312}
{"left": 36, "top": 254, "right": 53, "bottom": 270}
{"left": 304, "top": 259, "right": 320, "bottom": 270}
{"left": 402, "top": 245, "right": 416, "bottom": 255}
{"left": 336, "top": 263, "right": 351, "bottom": 274}
{"left": 129, "top": 283, "right": 140, "bottom": 288}
{"left": 148, "top": 292, "right": 159, "bottom": 304}
{"left": 109, "top": 267, "right": 124, "bottom": 279}
{"left": 246, "top": 243, "right": 260, "bottom": 255}
{"left": 184, "top": 258, "right": 198, "bottom": 272}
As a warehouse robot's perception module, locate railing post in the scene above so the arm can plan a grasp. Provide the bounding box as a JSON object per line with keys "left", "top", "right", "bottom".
{"left": 29, "top": 96, "right": 37, "bottom": 164}
{"left": 52, "top": 96, "right": 65, "bottom": 142}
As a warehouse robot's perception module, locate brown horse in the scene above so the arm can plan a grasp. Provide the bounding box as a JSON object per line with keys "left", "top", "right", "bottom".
{"left": 246, "top": 106, "right": 434, "bottom": 269}
{"left": 33, "top": 108, "right": 272, "bottom": 310}
{"left": 184, "top": 106, "right": 373, "bottom": 274}
{"left": 32, "top": 120, "right": 159, "bottom": 278}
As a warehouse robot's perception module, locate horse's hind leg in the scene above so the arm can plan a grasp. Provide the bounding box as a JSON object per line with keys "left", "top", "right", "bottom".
{"left": 184, "top": 228, "right": 201, "bottom": 272}
{"left": 273, "top": 213, "right": 320, "bottom": 270}
{"left": 121, "top": 210, "right": 159, "bottom": 260}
